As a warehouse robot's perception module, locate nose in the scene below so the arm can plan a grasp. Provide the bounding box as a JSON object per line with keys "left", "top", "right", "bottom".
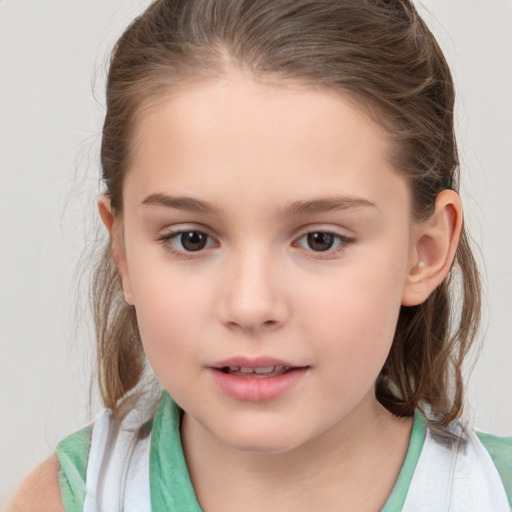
{"left": 218, "top": 248, "right": 290, "bottom": 333}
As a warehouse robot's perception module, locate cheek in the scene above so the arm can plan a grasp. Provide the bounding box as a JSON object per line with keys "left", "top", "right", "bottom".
{"left": 134, "top": 284, "right": 207, "bottom": 397}
{"left": 300, "top": 255, "right": 406, "bottom": 379}
{"left": 126, "top": 258, "right": 210, "bottom": 372}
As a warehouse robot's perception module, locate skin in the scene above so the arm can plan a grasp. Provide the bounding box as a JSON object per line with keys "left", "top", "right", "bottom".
{"left": 10, "top": 71, "right": 462, "bottom": 511}
{"left": 7, "top": 454, "right": 63, "bottom": 511}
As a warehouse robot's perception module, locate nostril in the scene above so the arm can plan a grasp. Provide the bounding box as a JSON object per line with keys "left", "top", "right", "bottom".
{"left": 220, "top": 292, "right": 289, "bottom": 331}
{"left": 260, "top": 319, "right": 283, "bottom": 332}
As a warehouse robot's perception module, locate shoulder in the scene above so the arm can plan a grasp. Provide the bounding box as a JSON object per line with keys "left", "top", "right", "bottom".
{"left": 8, "top": 396, "right": 159, "bottom": 512}
{"left": 477, "top": 431, "right": 512, "bottom": 507}
{"left": 405, "top": 414, "right": 511, "bottom": 510}
{"left": 8, "top": 424, "right": 94, "bottom": 512}
{"left": 55, "top": 424, "right": 93, "bottom": 511}
{"left": 8, "top": 454, "right": 64, "bottom": 512}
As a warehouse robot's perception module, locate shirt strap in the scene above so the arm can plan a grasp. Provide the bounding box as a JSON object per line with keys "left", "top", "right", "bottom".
{"left": 56, "top": 424, "right": 93, "bottom": 512}
{"left": 478, "top": 432, "right": 512, "bottom": 507}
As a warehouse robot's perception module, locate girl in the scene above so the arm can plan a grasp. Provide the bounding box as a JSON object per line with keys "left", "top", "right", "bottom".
{"left": 9, "top": 0, "right": 512, "bottom": 510}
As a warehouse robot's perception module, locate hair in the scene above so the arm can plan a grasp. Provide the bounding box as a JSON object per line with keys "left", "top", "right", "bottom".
{"left": 93, "top": 0, "right": 481, "bottom": 429}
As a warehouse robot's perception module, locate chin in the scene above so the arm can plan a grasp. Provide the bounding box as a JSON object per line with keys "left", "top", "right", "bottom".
{"left": 214, "top": 422, "right": 311, "bottom": 455}
{"left": 227, "top": 438, "right": 300, "bottom": 455}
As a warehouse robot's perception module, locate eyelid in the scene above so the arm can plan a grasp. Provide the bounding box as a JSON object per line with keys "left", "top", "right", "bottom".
{"left": 155, "top": 224, "right": 354, "bottom": 260}
{"left": 292, "top": 228, "right": 355, "bottom": 259}
{"left": 156, "top": 226, "right": 219, "bottom": 259}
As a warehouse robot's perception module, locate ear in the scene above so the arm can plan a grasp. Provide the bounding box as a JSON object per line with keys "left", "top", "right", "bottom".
{"left": 402, "top": 189, "right": 463, "bottom": 306}
{"left": 98, "top": 195, "right": 134, "bottom": 305}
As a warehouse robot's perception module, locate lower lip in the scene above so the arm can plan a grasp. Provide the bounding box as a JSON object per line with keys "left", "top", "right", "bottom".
{"left": 209, "top": 367, "right": 308, "bottom": 402}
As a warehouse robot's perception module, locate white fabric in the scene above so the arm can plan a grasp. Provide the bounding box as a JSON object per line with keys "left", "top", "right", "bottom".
{"left": 82, "top": 407, "right": 509, "bottom": 511}
{"left": 402, "top": 423, "right": 509, "bottom": 511}
{"left": 83, "top": 408, "right": 152, "bottom": 512}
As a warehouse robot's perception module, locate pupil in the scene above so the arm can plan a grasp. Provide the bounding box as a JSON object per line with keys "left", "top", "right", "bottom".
{"left": 307, "top": 232, "right": 334, "bottom": 251}
{"left": 181, "top": 231, "right": 207, "bottom": 251}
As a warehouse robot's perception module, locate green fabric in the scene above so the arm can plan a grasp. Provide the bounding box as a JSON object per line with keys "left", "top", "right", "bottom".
{"left": 54, "top": 395, "right": 428, "bottom": 511}
{"left": 478, "top": 432, "right": 512, "bottom": 507}
{"left": 55, "top": 424, "right": 93, "bottom": 512}
{"left": 149, "top": 392, "right": 425, "bottom": 512}
{"left": 380, "top": 411, "right": 426, "bottom": 512}
{"left": 150, "top": 391, "right": 203, "bottom": 511}
{"left": 53, "top": 396, "right": 512, "bottom": 511}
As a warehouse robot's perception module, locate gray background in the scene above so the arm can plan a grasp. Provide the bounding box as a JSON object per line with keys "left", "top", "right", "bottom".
{"left": 1, "top": 0, "right": 511, "bottom": 503}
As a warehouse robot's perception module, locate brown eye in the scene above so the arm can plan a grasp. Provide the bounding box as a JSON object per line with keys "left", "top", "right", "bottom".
{"left": 179, "top": 231, "right": 208, "bottom": 251}
{"left": 306, "top": 232, "right": 335, "bottom": 251}
{"left": 294, "top": 231, "right": 353, "bottom": 257}
{"left": 157, "top": 229, "right": 216, "bottom": 258}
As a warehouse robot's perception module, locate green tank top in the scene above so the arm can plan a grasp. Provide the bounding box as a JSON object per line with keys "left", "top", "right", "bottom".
{"left": 56, "top": 392, "right": 512, "bottom": 511}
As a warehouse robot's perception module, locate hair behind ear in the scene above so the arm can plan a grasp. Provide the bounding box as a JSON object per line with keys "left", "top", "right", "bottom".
{"left": 378, "top": 228, "right": 481, "bottom": 427}
{"left": 92, "top": 243, "right": 146, "bottom": 411}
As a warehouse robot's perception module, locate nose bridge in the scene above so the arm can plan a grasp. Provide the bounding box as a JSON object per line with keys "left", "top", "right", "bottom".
{"left": 219, "top": 242, "right": 288, "bottom": 331}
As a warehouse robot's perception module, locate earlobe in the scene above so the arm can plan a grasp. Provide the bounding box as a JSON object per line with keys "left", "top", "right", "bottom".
{"left": 402, "top": 190, "right": 463, "bottom": 306}
{"left": 97, "top": 195, "right": 134, "bottom": 305}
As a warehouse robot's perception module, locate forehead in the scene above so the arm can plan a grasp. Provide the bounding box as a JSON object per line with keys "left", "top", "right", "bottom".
{"left": 125, "top": 74, "right": 409, "bottom": 214}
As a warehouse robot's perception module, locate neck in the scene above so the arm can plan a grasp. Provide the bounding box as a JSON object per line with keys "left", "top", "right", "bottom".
{"left": 181, "top": 395, "right": 413, "bottom": 512}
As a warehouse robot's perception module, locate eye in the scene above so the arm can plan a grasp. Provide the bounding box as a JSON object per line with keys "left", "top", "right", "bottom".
{"left": 158, "top": 230, "right": 216, "bottom": 254}
{"left": 295, "top": 231, "right": 352, "bottom": 253}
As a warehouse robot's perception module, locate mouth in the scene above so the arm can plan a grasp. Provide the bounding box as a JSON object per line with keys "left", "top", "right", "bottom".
{"left": 218, "top": 365, "right": 295, "bottom": 378}
{"left": 209, "top": 358, "right": 309, "bottom": 401}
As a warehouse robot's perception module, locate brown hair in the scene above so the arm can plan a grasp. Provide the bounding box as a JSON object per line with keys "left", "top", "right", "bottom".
{"left": 94, "top": 0, "right": 481, "bottom": 429}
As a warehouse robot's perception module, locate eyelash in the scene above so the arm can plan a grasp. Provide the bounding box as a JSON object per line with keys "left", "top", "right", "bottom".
{"left": 156, "top": 229, "right": 354, "bottom": 260}
{"left": 294, "top": 231, "right": 354, "bottom": 258}
{"left": 156, "top": 230, "right": 217, "bottom": 260}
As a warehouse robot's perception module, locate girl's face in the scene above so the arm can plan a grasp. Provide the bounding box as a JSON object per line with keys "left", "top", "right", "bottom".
{"left": 115, "top": 74, "right": 418, "bottom": 454}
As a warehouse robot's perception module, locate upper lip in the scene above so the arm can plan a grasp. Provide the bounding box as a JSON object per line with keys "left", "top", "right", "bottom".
{"left": 210, "top": 357, "right": 303, "bottom": 369}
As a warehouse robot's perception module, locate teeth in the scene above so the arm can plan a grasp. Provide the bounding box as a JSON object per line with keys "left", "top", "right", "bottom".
{"left": 225, "top": 365, "right": 291, "bottom": 374}
{"left": 239, "top": 366, "right": 276, "bottom": 374}
{"left": 221, "top": 365, "right": 294, "bottom": 377}
{"left": 253, "top": 366, "right": 276, "bottom": 374}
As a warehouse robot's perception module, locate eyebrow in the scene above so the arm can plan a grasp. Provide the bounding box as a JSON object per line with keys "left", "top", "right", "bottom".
{"left": 142, "top": 193, "right": 223, "bottom": 215}
{"left": 141, "top": 193, "right": 377, "bottom": 216}
{"left": 281, "top": 196, "right": 378, "bottom": 216}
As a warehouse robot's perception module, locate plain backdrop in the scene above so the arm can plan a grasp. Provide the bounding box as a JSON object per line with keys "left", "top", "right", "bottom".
{"left": 1, "top": 0, "right": 511, "bottom": 503}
